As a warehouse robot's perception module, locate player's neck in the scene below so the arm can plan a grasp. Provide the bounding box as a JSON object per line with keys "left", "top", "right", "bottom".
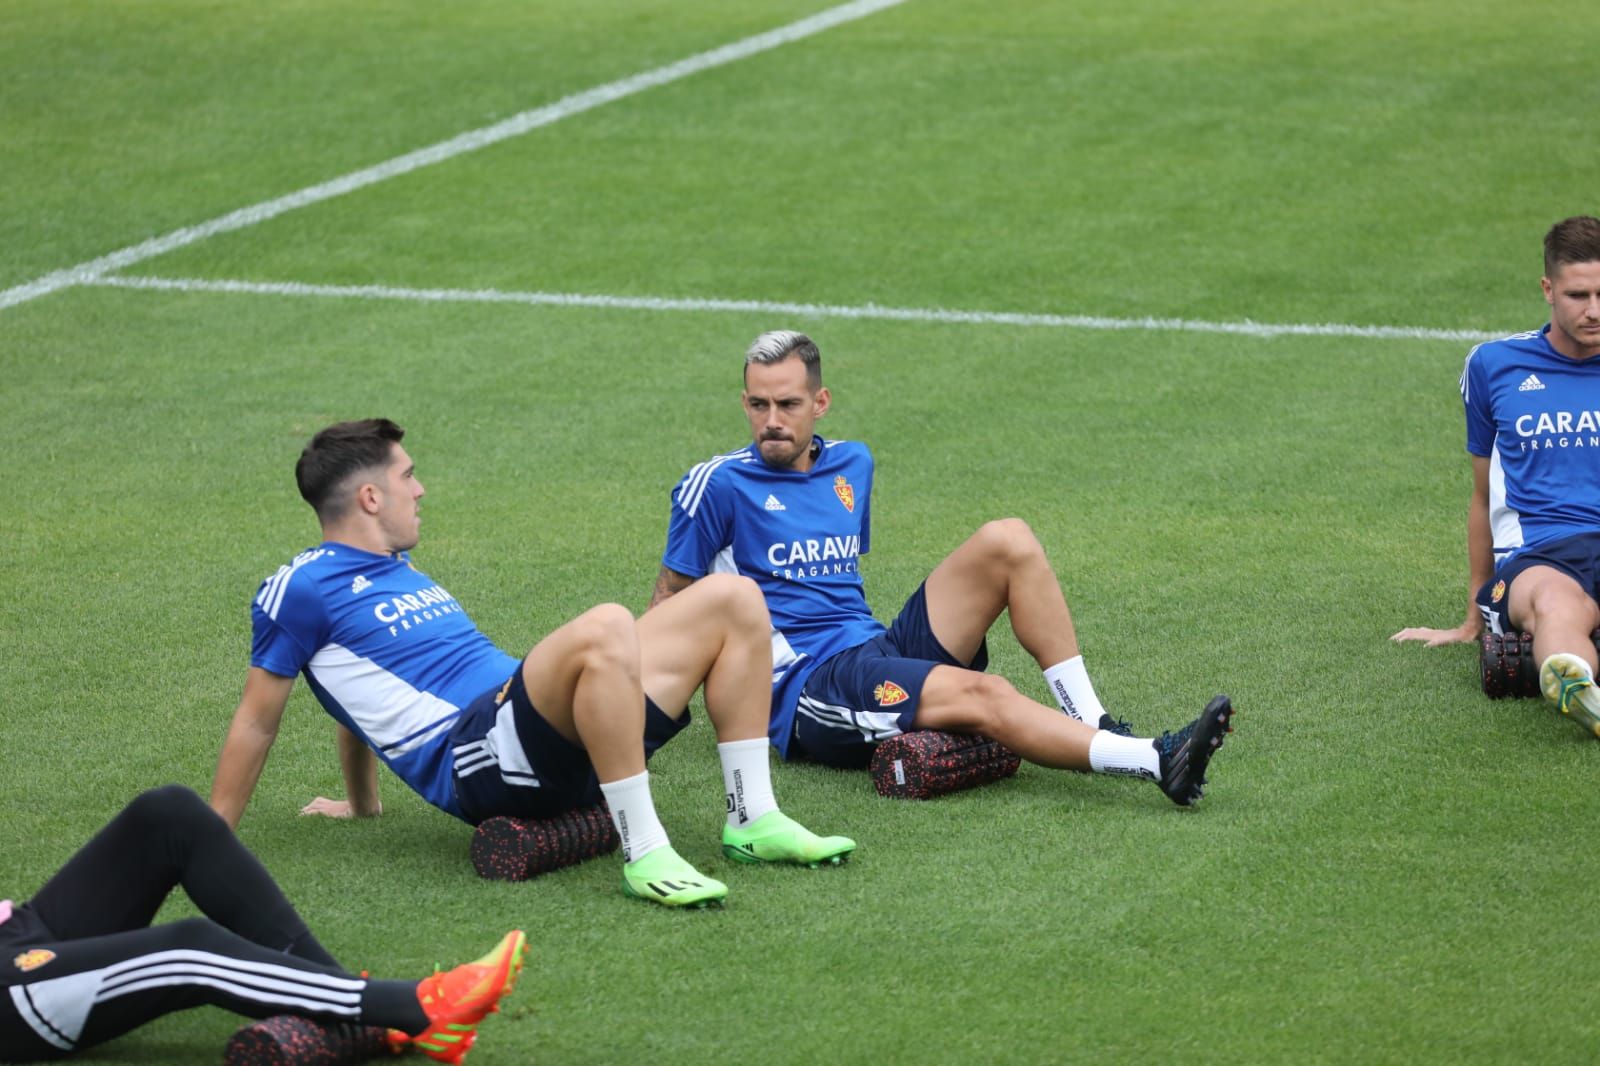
{"left": 320, "top": 522, "right": 399, "bottom": 557}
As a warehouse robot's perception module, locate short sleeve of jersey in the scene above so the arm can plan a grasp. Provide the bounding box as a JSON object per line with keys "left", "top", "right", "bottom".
{"left": 663, "top": 463, "right": 737, "bottom": 577}
{"left": 250, "top": 572, "right": 328, "bottom": 679}
{"left": 1462, "top": 345, "right": 1496, "bottom": 457}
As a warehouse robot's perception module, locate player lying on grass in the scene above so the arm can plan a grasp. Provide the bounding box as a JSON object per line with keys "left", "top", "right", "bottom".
{"left": 211, "top": 418, "right": 853, "bottom": 909}
{"left": 651, "top": 331, "right": 1233, "bottom": 804}
{"left": 1394, "top": 215, "right": 1600, "bottom": 737}
{"left": 0, "top": 785, "right": 523, "bottom": 1065}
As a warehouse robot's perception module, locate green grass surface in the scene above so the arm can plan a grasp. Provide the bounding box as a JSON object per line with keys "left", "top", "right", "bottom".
{"left": 3, "top": 2, "right": 1595, "bottom": 1062}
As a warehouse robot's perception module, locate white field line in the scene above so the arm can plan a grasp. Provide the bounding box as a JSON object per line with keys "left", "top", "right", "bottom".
{"left": 88, "top": 274, "right": 1501, "bottom": 342}
{"left": 0, "top": 0, "right": 906, "bottom": 313}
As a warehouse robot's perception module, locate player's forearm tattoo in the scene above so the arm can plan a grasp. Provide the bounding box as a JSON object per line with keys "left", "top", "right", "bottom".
{"left": 650, "top": 566, "right": 694, "bottom": 608}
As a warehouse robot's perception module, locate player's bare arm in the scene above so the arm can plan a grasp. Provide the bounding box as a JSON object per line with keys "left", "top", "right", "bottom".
{"left": 1392, "top": 455, "right": 1492, "bottom": 646}
{"left": 648, "top": 564, "right": 697, "bottom": 609}
{"left": 301, "top": 725, "right": 383, "bottom": 819}
{"left": 211, "top": 667, "right": 295, "bottom": 829}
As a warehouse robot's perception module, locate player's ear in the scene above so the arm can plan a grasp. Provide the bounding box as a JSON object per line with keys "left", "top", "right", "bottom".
{"left": 1541, "top": 275, "right": 1555, "bottom": 306}
{"left": 355, "top": 479, "right": 382, "bottom": 515}
{"left": 814, "top": 386, "right": 831, "bottom": 417}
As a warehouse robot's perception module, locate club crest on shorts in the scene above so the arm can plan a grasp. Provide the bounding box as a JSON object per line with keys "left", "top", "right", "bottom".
{"left": 874, "top": 681, "right": 909, "bottom": 706}
{"left": 833, "top": 475, "right": 855, "bottom": 513}
{"left": 13, "top": 949, "right": 55, "bottom": 973}
{"left": 1491, "top": 579, "right": 1506, "bottom": 604}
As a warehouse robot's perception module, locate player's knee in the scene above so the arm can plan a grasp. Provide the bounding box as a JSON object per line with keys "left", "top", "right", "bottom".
{"left": 570, "top": 603, "right": 638, "bottom": 670}
{"left": 125, "top": 784, "right": 212, "bottom": 833}
{"left": 970, "top": 671, "right": 1020, "bottom": 710}
{"left": 1526, "top": 580, "right": 1600, "bottom": 629}
{"left": 699, "top": 572, "right": 770, "bottom": 628}
{"left": 975, "top": 517, "right": 1042, "bottom": 566}
{"left": 935, "top": 671, "right": 1016, "bottom": 734}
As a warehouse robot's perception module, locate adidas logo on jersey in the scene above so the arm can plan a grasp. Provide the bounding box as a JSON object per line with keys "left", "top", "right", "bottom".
{"left": 1519, "top": 374, "right": 1546, "bottom": 392}
{"left": 764, "top": 494, "right": 787, "bottom": 511}
{"left": 350, "top": 575, "right": 372, "bottom": 594}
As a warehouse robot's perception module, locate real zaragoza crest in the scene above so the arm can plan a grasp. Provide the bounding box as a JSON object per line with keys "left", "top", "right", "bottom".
{"left": 13, "top": 949, "right": 55, "bottom": 973}
{"left": 874, "top": 681, "right": 908, "bottom": 706}
{"left": 833, "top": 475, "right": 855, "bottom": 512}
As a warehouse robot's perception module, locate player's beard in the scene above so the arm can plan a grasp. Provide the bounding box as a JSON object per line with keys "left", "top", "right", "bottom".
{"left": 1557, "top": 317, "right": 1600, "bottom": 358}
{"left": 758, "top": 433, "right": 805, "bottom": 468}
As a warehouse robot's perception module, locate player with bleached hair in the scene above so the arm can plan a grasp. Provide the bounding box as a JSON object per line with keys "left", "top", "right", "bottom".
{"left": 211, "top": 419, "right": 853, "bottom": 910}
{"left": 1394, "top": 215, "right": 1600, "bottom": 735}
{"left": 651, "top": 330, "right": 1234, "bottom": 804}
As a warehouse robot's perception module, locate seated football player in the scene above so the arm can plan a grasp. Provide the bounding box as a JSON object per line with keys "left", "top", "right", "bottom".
{"left": 1393, "top": 214, "right": 1600, "bottom": 738}
{"left": 650, "top": 330, "right": 1233, "bottom": 806}
{"left": 0, "top": 785, "right": 522, "bottom": 1064}
{"left": 212, "top": 418, "right": 853, "bottom": 910}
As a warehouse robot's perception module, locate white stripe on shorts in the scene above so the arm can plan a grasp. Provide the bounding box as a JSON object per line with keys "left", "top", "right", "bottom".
{"left": 796, "top": 693, "right": 906, "bottom": 743}
{"left": 452, "top": 703, "right": 542, "bottom": 789}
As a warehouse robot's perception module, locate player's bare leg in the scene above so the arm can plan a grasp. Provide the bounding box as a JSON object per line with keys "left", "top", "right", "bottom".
{"left": 636, "top": 572, "right": 769, "bottom": 742}
{"left": 914, "top": 666, "right": 1094, "bottom": 768}
{"left": 923, "top": 518, "right": 1078, "bottom": 666}
{"left": 637, "top": 573, "right": 855, "bottom": 866}
{"left": 923, "top": 518, "right": 1119, "bottom": 729}
{"left": 914, "top": 665, "right": 1233, "bottom": 806}
{"left": 1513, "top": 566, "right": 1600, "bottom": 737}
{"left": 519, "top": 603, "right": 647, "bottom": 782}
{"left": 1509, "top": 566, "right": 1600, "bottom": 673}
{"left": 521, "top": 604, "right": 724, "bottom": 904}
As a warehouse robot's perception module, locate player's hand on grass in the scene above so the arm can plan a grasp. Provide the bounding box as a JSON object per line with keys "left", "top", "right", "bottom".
{"left": 300, "top": 796, "right": 382, "bottom": 818}
{"left": 1390, "top": 621, "right": 1482, "bottom": 647}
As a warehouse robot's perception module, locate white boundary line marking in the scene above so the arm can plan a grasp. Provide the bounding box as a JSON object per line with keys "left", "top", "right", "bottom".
{"left": 0, "top": 0, "right": 906, "bottom": 313}
{"left": 88, "top": 274, "right": 1501, "bottom": 342}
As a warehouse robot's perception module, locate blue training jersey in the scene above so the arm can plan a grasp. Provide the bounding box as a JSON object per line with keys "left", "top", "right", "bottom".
{"left": 250, "top": 543, "right": 520, "bottom": 818}
{"left": 1461, "top": 324, "right": 1600, "bottom": 567}
{"left": 663, "top": 437, "right": 884, "bottom": 756}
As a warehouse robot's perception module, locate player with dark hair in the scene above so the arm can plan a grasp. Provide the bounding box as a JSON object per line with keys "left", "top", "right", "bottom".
{"left": 295, "top": 418, "right": 408, "bottom": 521}
{"left": 212, "top": 419, "right": 852, "bottom": 910}
{"left": 651, "top": 331, "right": 1234, "bottom": 805}
{"left": 0, "top": 785, "right": 523, "bottom": 1064}
{"left": 1394, "top": 215, "right": 1600, "bottom": 735}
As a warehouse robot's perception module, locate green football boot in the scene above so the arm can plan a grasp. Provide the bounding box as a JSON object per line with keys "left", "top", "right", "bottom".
{"left": 721, "top": 810, "right": 856, "bottom": 868}
{"left": 1539, "top": 653, "right": 1600, "bottom": 738}
{"left": 621, "top": 846, "right": 728, "bottom": 908}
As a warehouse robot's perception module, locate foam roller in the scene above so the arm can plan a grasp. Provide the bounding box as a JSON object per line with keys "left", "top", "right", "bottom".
{"left": 869, "top": 730, "right": 1021, "bottom": 800}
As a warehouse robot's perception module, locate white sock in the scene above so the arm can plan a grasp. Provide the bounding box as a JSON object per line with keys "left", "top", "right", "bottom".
{"left": 718, "top": 737, "right": 778, "bottom": 828}
{"left": 1087, "top": 731, "right": 1159, "bottom": 781}
{"left": 1043, "top": 656, "right": 1108, "bottom": 726}
{"left": 598, "top": 770, "right": 670, "bottom": 862}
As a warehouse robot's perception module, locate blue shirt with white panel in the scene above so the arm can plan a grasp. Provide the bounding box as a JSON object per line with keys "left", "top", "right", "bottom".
{"left": 663, "top": 436, "right": 883, "bottom": 755}
{"left": 1462, "top": 323, "right": 1600, "bottom": 569}
{"left": 250, "top": 543, "right": 520, "bottom": 818}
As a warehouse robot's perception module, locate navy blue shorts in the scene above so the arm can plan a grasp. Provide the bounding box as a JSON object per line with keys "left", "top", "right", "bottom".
{"left": 1477, "top": 532, "right": 1600, "bottom": 635}
{"left": 791, "top": 582, "right": 990, "bottom": 769}
{"left": 448, "top": 665, "right": 689, "bottom": 825}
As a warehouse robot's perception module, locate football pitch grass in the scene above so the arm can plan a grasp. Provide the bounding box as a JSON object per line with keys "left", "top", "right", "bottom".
{"left": 2, "top": 1, "right": 1596, "bottom": 1062}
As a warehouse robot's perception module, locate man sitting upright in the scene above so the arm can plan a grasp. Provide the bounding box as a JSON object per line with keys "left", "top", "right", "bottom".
{"left": 652, "top": 331, "right": 1233, "bottom": 806}
{"left": 1394, "top": 215, "right": 1600, "bottom": 736}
